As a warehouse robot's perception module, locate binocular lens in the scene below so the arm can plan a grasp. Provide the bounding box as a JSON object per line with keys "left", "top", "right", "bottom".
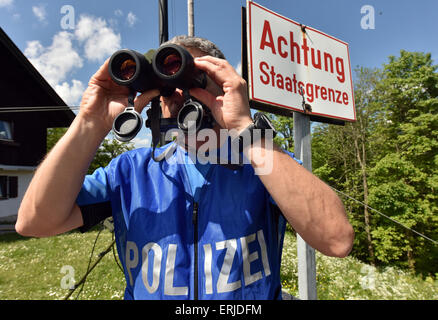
{"left": 161, "top": 54, "right": 182, "bottom": 76}
{"left": 120, "top": 59, "right": 137, "bottom": 80}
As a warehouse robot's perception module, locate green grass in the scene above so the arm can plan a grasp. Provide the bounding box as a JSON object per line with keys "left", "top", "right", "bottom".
{"left": 0, "top": 226, "right": 125, "bottom": 300}
{"left": 1, "top": 228, "right": 437, "bottom": 300}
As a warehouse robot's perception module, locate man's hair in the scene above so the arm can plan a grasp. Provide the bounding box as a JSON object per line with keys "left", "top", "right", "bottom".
{"left": 162, "top": 35, "right": 225, "bottom": 59}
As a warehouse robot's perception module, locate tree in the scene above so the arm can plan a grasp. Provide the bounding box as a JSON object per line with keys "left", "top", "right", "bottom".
{"left": 368, "top": 51, "right": 438, "bottom": 273}
{"left": 47, "top": 127, "right": 67, "bottom": 153}
{"left": 345, "top": 67, "right": 382, "bottom": 266}
{"left": 47, "top": 129, "right": 134, "bottom": 175}
{"left": 269, "top": 114, "right": 295, "bottom": 152}
{"left": 310, "top": 67, "right": 383, "bottom": 265}
{"left": 273, "top": 50, "right": 438, "bottom": 274}
{"left": 87, "top": 136, "right": 134, "bottom": 174}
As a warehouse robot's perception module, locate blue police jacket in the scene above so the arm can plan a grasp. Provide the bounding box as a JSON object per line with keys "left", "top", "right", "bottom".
{"left": 77, "top": 143, "right": 292, "bottom": 300}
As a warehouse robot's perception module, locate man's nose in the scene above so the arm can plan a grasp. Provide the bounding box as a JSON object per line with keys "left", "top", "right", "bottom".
{"left": 166, "top": 88, "right": 185, "bottom": 104}
{"left": 174, "top": 88, "right": 185, "bottom": 99}
{"left": 161, "top": 88, "right": 187, "bottom": 118}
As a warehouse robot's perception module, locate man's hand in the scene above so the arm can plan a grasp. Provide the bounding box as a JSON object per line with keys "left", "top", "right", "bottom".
{"left": 78, "top": 58, "right": 159, "bottom": 135}
{"left": 190, "top": 56, "right": 253, "bottom": 134}
{"left": 190, "top": 57, "right": 354, "bottom": 258}
{"left": 16, "top": 58, "right": 160, "bottom": 238}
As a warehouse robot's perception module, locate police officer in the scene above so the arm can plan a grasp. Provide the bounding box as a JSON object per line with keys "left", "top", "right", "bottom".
{"left": 16, "top": 35, "right": 354, "bottom": 300}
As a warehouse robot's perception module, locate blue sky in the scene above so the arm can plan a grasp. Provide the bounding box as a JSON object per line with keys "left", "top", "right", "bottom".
{"left": 1, "top": 0, "right": 437, "bottom": 147}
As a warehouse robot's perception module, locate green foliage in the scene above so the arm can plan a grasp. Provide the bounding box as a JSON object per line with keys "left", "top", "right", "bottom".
{"left": 276, "top": 50, "right": 438, "bottom": 275}
{"left": 366, "top": 51, "right": 438, "bottom": 273}
{"left": 271, "top": 115, "right": 295, "bottom": 152}
{"left": 46, "top": 127, "right": 67, "bottom": 153}
{"left": 46, "top": 128, "right": 135, "bottom": 175}
{"left": 280, "top": 232, "right": 438, "bottom": 300}
{"left": 87, "top": 136, "right": 134, "bottom": 174}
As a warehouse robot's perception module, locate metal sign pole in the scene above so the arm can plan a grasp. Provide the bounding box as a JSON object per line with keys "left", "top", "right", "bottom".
{"left": 293, "top": 111, "right": 317, "bottom": 300}
{"left": 188, "top": 0, "right": 194, "bottom": 36}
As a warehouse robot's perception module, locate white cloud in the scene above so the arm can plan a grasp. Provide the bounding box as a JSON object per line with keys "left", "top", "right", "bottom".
{"left": 55, "top": 80, "right": 85, "bottom": 106}
{"left": 24, "top": 40, "right": 44, "bottom": 57}
{"left": 0, "top": 0, "right": 13, "bottom": 8}
{"left": 25, "top": 31, "right": 83, "bottom": 86}
{"left": 235, "top": 61, "right": 242, "bottom": 76}
{"left": 131, "top": 134, "right": 151, "bottom": 149}
{"left": 75, "top": 15, "right": 121, "bottom": 62}
{"left": 24, "top": 31, "right": 84, "bottom": 105}
{"left": 32, "top": 4, "right": 47, "bottom": 22}
{"left": 23, "top": 14, "right": 122, "bottom": 105}
{"left": 126, "top": 12, "right": 138, "bottom": 27}
{"left": 114, "top": 9, "right": 123, "bottom": 17}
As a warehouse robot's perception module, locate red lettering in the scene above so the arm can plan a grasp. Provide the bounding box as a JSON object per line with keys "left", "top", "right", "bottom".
{"left": 301, "top": 37, "right": 309, "bottom": 66}
{"left": 292, "top": 74, "right": 298, "bottom": 93}
{"left": 298, "top": 81, "right": 304, "bottom": 95}
{"left": 276, "top": 73, "right": 284, "bottom": 89}
{"left": 311, "top": 48, "right": 321, "bottom": 70}
{"left": 259, "top": 61, "right": 270, "bottom": 85}
{"left": 336, "top": 58, "right": 345, "bottom": 83}
{"left": 260, "top": 20, "right": 276, "bottom": 55}
{"left": 324, "top": 53, "right": 334, "bottom": 73}
{"left": 328, "top": 88, "right": 335, "bottom": 101}
{"left": 306, "top": 82, "right": 314, "bottom": 103}
{"left": 257, "top": 62, "right": 347, "bottom": 107}
{"left": 314, "top": 85, "right": 320, "bottom": 99}
{"left": 320, "top": 86, "right": 327, "bottom": 100}
{"left": 285, "top": 77, "right": 292, "bottom": 92}
{"left": 289, "top": 31, "right": 300, "bottom": 64}
{"left": 336, "top": 90, "right": 342, "bottom": 103}
{"left": 343, "top": 92, "right": 349, "bottom": 105}
{"left": 278, "top": 36, "right": 288, "bottom": 58}
{"left": 258, "top": 27, "right": 348, "bottom": 86}
{"left": 270, "top": 65, "right": 276, "bottom": 87}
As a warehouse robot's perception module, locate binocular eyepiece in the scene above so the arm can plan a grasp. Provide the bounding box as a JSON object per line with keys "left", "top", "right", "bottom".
{"left": 108, "top": 44, "right": 207, "bottom": 97}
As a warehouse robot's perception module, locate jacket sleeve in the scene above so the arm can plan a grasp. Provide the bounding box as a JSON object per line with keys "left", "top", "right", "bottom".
{"left": 76, "top": 166, "right": 112, "bottom": 233}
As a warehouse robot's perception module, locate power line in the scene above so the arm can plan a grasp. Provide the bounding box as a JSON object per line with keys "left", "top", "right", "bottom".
{"left": 0, "top": 106, "right": 79, "bottom": 113}
{"left": 332, "top": 186, "right": 438, "bottom": 246}
{"left": 4, "top": 104, "right": 436, "bottom": 247}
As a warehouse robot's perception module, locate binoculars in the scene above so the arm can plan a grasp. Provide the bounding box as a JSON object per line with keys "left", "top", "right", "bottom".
{"left": 109, "top": 44, "right": 214, "bottom": 141}
{"left": 109, "top": 43, "right": 207, "bottom": 97}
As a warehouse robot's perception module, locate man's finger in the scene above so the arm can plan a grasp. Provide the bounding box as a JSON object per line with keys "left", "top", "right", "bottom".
{"left": 91, "top": 58, "right": 111, "bottom": 82}
{"left": 194, "top": 57, "right": 230, "bottom": 86}
{"left": 195, "top": 55, "right": 224, "bottom": 66}
{"left": 195, "top": 57, "right": 241, "bottom": 91}
{"left": 189, "top": 88, "right": 225, "bottom": 127}
{"left": 189, "top": 88, "right": 217, "bottom": 112}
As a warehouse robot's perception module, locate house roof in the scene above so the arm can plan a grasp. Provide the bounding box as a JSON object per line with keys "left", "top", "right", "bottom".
{"left": 0, "top": 27, "right": 75, "bottom": 127}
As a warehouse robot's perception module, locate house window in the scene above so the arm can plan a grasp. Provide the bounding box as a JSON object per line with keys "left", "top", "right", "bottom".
{"left": 0, "top": 120, "right": 14, "bottom": 141}
{"left": 0, "top": 176, "right": 18, "bottom": 200}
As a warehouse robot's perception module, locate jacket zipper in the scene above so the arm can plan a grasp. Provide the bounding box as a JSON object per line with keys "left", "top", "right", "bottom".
{"left": 192, "top": 201, "right": 199, "bottom": 300}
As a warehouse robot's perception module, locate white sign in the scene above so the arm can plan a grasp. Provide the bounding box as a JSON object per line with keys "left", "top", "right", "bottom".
{"left": 246, "top": 1, "right": 356, "bottom": 122}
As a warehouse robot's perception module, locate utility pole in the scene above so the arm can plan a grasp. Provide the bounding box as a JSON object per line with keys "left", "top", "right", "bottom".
{"left": 158, "top": 0, "right": 168, "bottom": 146}
{"left": 159, "top": 0, "right": 168, "bottom": 45}
{"left": 188, "top": 0, "right": 194, "bottom": 36}
{"left": 293, "top": 111, "right": 317, "bottom": 300}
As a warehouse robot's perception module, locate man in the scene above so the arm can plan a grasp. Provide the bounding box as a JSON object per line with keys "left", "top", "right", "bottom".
{"left": 16, "top": 35, "right": 354, "bottom": 300}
